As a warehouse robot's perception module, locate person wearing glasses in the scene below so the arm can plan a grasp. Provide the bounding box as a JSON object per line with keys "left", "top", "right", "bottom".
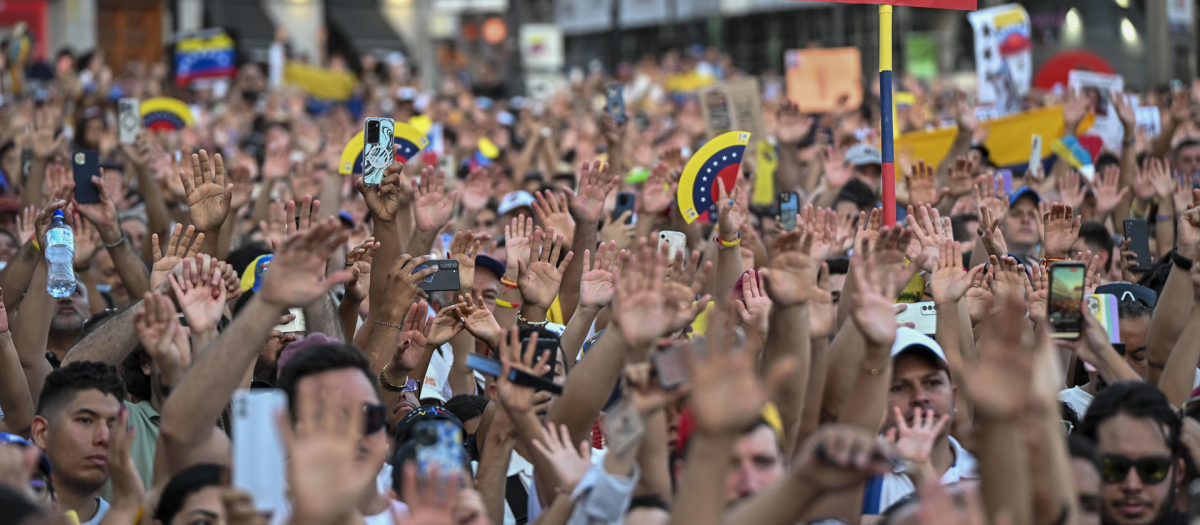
{"left": 0, "top": 432, "right": 55, "bottom": 508}
{"left": 1076, "top": 381, "right": 1186, "bottom": 525}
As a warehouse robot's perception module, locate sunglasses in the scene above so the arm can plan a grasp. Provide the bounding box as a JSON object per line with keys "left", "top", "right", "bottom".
{"left": 1099, "top": 454, "right": 1173, "bottom": 485}
{"left": 364, "top": 403, "right": 388, "bottom": 435}
{"left": 403, "top": 379, "right": 420, "bottom": 394}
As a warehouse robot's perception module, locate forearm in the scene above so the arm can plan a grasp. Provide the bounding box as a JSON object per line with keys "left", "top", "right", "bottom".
{"left": 935, "top": 302, "right": 964, "bottom": 378}
{"left": 217, "top": 207, "right": 237, "bottom": 260}
{"left": 21, "top": 157, "right": 46, "bottom": 208}
{"left": 835, "top": 343, "right": 891, "bottom": 433}
{"left": 0, "top": 242, "right": 41, "bottom": 312}
{"left": 133, "top": 163, "right": 172, "bottom": 263}
{"left": 975, "top": 416, "right": 1033, "bottom": 525}
{"left": 547, "top": 330, "right": 626, "bottom": 445}
{"left": 101, "top": 226, "right": 150, "bottom": 299}
{"left": 795, "top": 336, "right": 829, "bottom": 447}
{"left": 635, "top": 409, "right": 671, "bottom": 502}
{"left": 775, "top": 143, "right": 803, "bottom": 193}
{"left": 476, "top": 411, "right": 517, "bottom": 525}
{"left": 0, "top": 331, "right": 34, "bottom": 435}
{"left": 363, "top": 302, "right": 410, "bottom": 377}
{"left": 1147, "top": 265, "right": 1193, "bottom": 385}
{"left": 448, "top": 332, "right": 479, "bottom": 396}
{"left": 511, "top": 408, "right": 566, "bottom": 506}
{"left": 956, "top": 299, "right": 977, "bottom": 363}
{"left": 935, "top": 129, "right": 973, "bottom": 186}
{"left": 559, "top": 221, "right": 598, "bottom": 323}
{"left": 250, "top": 180, "right": 275, "bottom": 227}
{"left": 559, "top": 305, "right": 599, "bottom": 370}
{"left": 62, "top": 297, "right": 144, "bottom": 366}
{"left": 531, "top": 493, "right": 575, "bottom": 525}
{"left": 1113, "top": 140, "right": 1138, "bottom": 236}
{"left": 1156, "top": 200, "right": 1175, "bottom": 256}
{"left": 713, "top": 246, "right": 743, "bottom": 311}
{"left": 365, "top": 222, "right": 400, "bottom": 326}
{"left": 12, "top": 264, "right": 52, "bottom": 401}
{"left": 766, "top": 304, "right": 810, "bottom": 453}
{"left": 302, "top": 292, "right": 346, "bottom": 342}
{"left": 338, "top": 298, "right": 363, "bottom": 342}
{"left": 725, "top": 475, "right": 822, "bottom": 525}
{"left": 1159, "top": 307, "right": 1200, "bottom": 406}
{"left": 820, "top": 322, "right": 865, "bottom": 421}
{"left": 1151, "top": 118, "right": 1180, "bottom": 159}
{"left": 80, "top": 268, "right": 107, "bottom": 315}
{"left": 1030, "top": 404, "right": 1078, "bottom": 525}
{"left": 668, "top": 432, "right": 734, "bottom": 525}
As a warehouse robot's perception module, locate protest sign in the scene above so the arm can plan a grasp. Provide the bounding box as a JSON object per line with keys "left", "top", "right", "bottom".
{"left": 968, "top": 4, "right": 1031, "bottom": 116}
{"left": 784, "top": 48, "right": 863, "bottom": 114}
{"left": 1068, "top": 70, "right": 1125, "bottom": 153}
{"left": 699, "top": 78, "right": 765, "bottom": 157}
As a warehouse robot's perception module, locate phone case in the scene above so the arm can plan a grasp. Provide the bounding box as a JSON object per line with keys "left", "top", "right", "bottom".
{"left": 1123, "top": 219, "right": 1152, "bottom": 271}
{"left": 601, "top": 396, "right": 645, "bottom": 456}
{"left": 605, "top": 83, "right": 627, "bottom": 125}
{"left": 779, "top": 192, "right": 799, "bottom": 230}
{"left": 414, "top": 259, "right": 460, "bottom": 292}
{"left": 658, "top": 231, "right": 687, "bottom": 262}
{"left": 1085, "top": 293, "right": 1120, "bottom": 343}
{"left": 414, "top": 420, "right": 465, "bottom": 480}
{"left": 652, "top": 346, "right": 689, "bottom": 390}
{"left": 894, "top": 301, "right": 936, "bottom": 335}
{"left": 273, "top": 307, "right": 306, "bottom": 333}
{"left": 118, "top": 98, "right": 140, "bottom": 145}
{"left": 232, "top": 389, "right": 288, "bottom": 513}
{"left": 613, "top": 192, "right": 636, "bottom": 224}
{"left": 72, "top": 150, "right": 101, "bottom": 204}
{"left": 362, "top": 118, "right": 395, "bottom": 185}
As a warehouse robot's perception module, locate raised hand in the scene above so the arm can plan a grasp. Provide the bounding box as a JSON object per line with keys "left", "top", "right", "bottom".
{"left": 15, "top": 205, "right": 36, "bottom": 246}
{"left": 684, "top": 333, "right": 794, "bottom": 434}
{"left": 446, "top": 230, "right": 481, "bottom": 294}
{"left": 1062, "top": 88, "right": 1088, "bottom": 131}
{"left": 599, "top": 212, "right": 636, "bottom": 252}
{"left": 504, "top": 214, "right": 535, "bottom": 274}
{"left": 258, "top": 219, "right": 352, "bottom": 308}
{"left": 133, "top": 290, "right": 192, "bottom": 386}
{"left": 854, "top": 207, "right": 883, "bottom": 248}
{"left": 30, "top": 110, "right": 66, "bottom": 160}
{"left": 821, "top": 144, "right": 851, "bottom": 189}
{"left": 168, "top": 255, "right": 227, "bottom": 334}
{"left": 106, "top": 406, "right": 144, "bottom": 512}
{"left": 958, "top": 291, "right": 1038, "bottom": 419}
{"left": 905, "top": 160, "right": 950, "bottom": 207}
{"left": 809, "top": 264, "right": 836, "bottom": 338}
{"left": 947, "top": 156, "right": 977, "bottom": 199}
{"left": 716, "top": 177, "right": 746, "bottom": 239}
{"left": 33, "top": 200, "right": 70, "bottom": 253}
{"left": 735, "top": 270, "right": 772, "bottom": 336}
{"left": 413, "top": 166, "right": 458, "bottom": 233}
{"left": 1111, "top": 91, "right": 1136, "bottom": 131}
{"left": 978, "top": 205, "right": 1008, "bottom": 258}
{"left": 565, "top": 160, "right": 618, "bottom": 223}
{"left": 790, "top": 425, "right": 895, "bottom": 493}
{"left": 532, "top": 421, "right": 593, "bottom": 493}
{"left": 151, "top": 224, "right": 204, "bottom": 290}
{"left": 761, "top": 230, "right": 817, "bottom": 307}
{"left": 884, "top": 406, "right": 950, "bottom": 468}
{"left": 343, "top": 238, "right": 379, "bottom": 304}
{"left": 987, "top": 255, "right": 1027, "bottom": 301}
{"left": 1025, "top": 262, "right": 1050, "bottom": 326}
{"left": 496, "top": 326, "right": 552, "bottom": 415}
{"left": 662, "top": 248, "right": 713, "bottom": 334}
{"left": 868, "top": 225, "right": 924, "bottom": 293}
{"left": 392, "top": 301, "right": 432, "bottom": 370}
{"left": 776, "top": 101, "right": 814, "bottom": 144}
{"left": 974, "top": 173, "right": 1008, "bottom": 218}
{"left": 427, "top": 303, "right": 465, "bottom": 349}
{"left": 614, "top": 245, "right": 685, "bottom": 346}
{"left": 1042, "top": 203, "right": 1081, "bottom": 259}
{"left": 1090, "top": 164, "right": 1130, "bottom": 220}
{"left": 929, "top": 240, "right": 984, "bottom": 305}
{"left": 800, "top": 205, "right": 838, "bottom": 262}
{"left": 68, "top": 212, "right": 99, "bottom": 270}
{"left": 355, "top": 162, "right": 408, "bottom": 224}
{"left": 456, "top": 293, "right": 503, "bottom": 349}
{"left": 532, "top": 190, "right": 575, "bottom": 244}
{"left": 294, "top": 194, "right": 321, "bottom": 233}
{"left": 640, "top": 161, "right": 678, "bottom": 215}
{"left": 623, "top": 361, "right": 689, "bottom": 416}
{"left": 517, "top": 227, "right": 574, "bottom": 310}
{"left": 180, "top": 150, "right": 233, "bottom": 232}
{"left": 43, "top": 160, "right": 74, "bottom": 206}
{"left": 384, "top": 254, "right": 437, "bottom": 313}
{"left": 904, "top": 205, "right": 949, "bottom": 273}
{"left": 849, "top": 239, "right": 901, "bottom": 348}
{"left": 579, "top": 240, "right": 619, "bottom": 309}
{"left": 1056, "top": 169, "right": 1086, "bottom": 212}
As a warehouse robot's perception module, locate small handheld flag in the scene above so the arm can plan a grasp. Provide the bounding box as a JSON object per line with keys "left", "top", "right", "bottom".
{"left": 677, "top": 131, "right": 751, "bottom": 224}
{"left": 141, "top": 97, "right": 194, "bottom": 131}
{"left": 338, "top": 123, "right": 430, "bottom": 176}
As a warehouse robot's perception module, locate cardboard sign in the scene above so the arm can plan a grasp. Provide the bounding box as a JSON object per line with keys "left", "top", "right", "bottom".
{"left": 785, "top": 48, "right": 863, "bottom": 114}
{"left": 968, "top": 4, "right": 1032, "bottom": 115}
{"left": 699, "top": 78, "right": 765, "bottom": 157}
{"left": 1068, "top": 70, "right": 1125, "bottom": 153}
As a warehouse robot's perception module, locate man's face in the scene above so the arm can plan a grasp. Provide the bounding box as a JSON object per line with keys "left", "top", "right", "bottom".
{"left": 1095, "top": 413, "right": 1179, "bottom": 525}
{"left": 885, "top": 353, "right": 956, "bottom": 433}
{"left": 723, "top": 425, "right": 784, "bottom": 506}
{"left": 169, "top": 486, "right": 226, "bottom": 525}
{"left": 473, "top": 209, "right": 499, "bottom": 238}
{"left": 853, "top": 164, "right": 882, "bottom": 189}
{"left": 293, "top": 369, "right": 388, "bottom": 469}
{"left": 1071, "top": 239, "right": 1111, "bottom": 271}
{"left": 94, "top": 250, "right": 129, "bottom": 305}
{"left": 1002, "top": 197, "right": 1040, "bottom": 248}
{"left": 32, "top": 390, "right": 123, "bottom": 492}
{"left": 472, "top": 270, "right": 502, "bottom": 314}
{"left": 51, "top": 279, "right": 88, "bottom": 333}
{"left": 1119, "top": 315, "right": 1150, "bottom": 379}
{"left": 119, "top": 219, "right": 147, "bottom": 255}
{"left": 1073, "top": 457, "right": 1102, "bottom": 525}
{"left": 1174, "top": 145, "right": 1200, "bottom": 177}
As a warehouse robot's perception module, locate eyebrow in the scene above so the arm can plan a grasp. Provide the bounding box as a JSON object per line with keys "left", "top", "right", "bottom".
{"left": 186, "top": 510, "right": 220, "bottom": 519}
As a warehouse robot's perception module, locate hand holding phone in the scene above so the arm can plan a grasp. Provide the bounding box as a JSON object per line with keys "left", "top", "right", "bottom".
{"left": 414, "top": 259, "right": 460, "bottom": 292}
{"left": 605, "top": 83, "right": 627, "bottom": 126}
{"left": 614, "top": 192, "right": 636, "bottom": 224}
{"left": 778, "top": 191, "right": 799, "bottom": 230}
{"left": 72, "top": 150, "right": 101, "bottom": 204}
{"left": 362, "top": 118, "right": 395, "bottom": 185}
{"left": 1122, "top": 219, "right": 1152, "bottom": 271}
{"left": 1049, "top": 262, "right": 1086, "bottom": 340}
{"left": 118, "top": 98, "right": 140, "bottom": 145}
{"left": 232, "top": 389, "right": 288, "bottom": 513}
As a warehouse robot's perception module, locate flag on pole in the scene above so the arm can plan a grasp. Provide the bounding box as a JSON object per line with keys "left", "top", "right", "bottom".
{"left": 789, "top": 0, "right": 976, "bottom": 8}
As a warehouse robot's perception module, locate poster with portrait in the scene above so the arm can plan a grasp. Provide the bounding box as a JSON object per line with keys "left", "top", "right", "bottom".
{"left": 968, "top": 4, "right": 1032, "bottom": 116}
{"left": 1068, "top": 70, "right": 1125, "bottom": 152}
{"left": 699, "top": 78, "right": 765, "bottom": 157}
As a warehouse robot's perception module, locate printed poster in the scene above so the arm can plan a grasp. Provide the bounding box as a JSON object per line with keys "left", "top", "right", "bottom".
{"left": 1068, "top": 70, "right": 1125, "bottom": 152}
{"left": 968, "top": 4, "right": 1032, "bottom": 116}
{"left": 785, "top": 48, "right": 863, "bottom": 114}
{"left": 699, "top": 78, "right": 765, "bottom": 157}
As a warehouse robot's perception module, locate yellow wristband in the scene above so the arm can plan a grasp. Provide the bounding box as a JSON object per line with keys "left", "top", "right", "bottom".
{"left": 718, "top": 231, "right": 742, "bottom": 247}
{"left": 495, "top": 298, "right": 520, "bottom": 309}
{"left": 30, "top": 237, "right": 39, "bottom": 252}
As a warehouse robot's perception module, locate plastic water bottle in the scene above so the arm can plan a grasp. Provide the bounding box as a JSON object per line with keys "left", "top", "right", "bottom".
{"left": 45, "top": 210, "right": 76, "bottom": 298}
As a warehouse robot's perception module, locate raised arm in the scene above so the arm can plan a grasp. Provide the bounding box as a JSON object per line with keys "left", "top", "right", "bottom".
{"left": 178, "top": 150, "right": 233, "bottom": 258}
{"left": 1146, "top": 205, "right": 1200, "bottom": 386}
{"left": 560, "top": 160, "right": 618, "bottom": 323}
{"left": 836, "top": 239, "right": 901, "bottom": 433}
{"left": 713, "top": 178, "right": 747, "bottom": 312}
{"left": 0, "top": 289, "right": 33, "bottom": 435}
{"left": 352, "top": 161, "right": 410, "bottom": 348}
{"left": 409, "top": 165, "right": 458, "bottom": 259}
{"left": 339, "top": 238, "right": 377, "bottom": 341}
{"left": 122, "top": 132, "right": 171, "bottom": 263}
{"left": 1159, "top": 266, "right": 1200, "bottom": 406}
{"left": 760, "top": 228, "right": 818, "bottom": 453}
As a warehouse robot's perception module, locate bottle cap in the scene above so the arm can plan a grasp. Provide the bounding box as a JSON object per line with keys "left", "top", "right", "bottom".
{"left": 53, "top": 210, "right": 64, "bottom": 218}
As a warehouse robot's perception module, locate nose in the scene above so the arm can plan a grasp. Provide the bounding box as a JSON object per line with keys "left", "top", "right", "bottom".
{"left": 910, "top": 385, "right": 932, "bottom": 406}
{"left": 94, "top": 424, "right": 110, "bottom": 448}
{"left": 1119, "top": 466, "right": 1144, "bottom": 492}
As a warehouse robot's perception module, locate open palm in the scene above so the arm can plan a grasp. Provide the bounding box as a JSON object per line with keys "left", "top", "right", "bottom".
{"left": 580, "top": 241, "right": 618, "bottom": 309}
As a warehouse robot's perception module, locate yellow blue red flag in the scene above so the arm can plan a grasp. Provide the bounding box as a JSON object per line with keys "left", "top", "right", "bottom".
{"left": 174, "top": 30, "right": 235, "bottom": 87}
{"left": 677, "top": 131, "right": 751, "bottom": 224}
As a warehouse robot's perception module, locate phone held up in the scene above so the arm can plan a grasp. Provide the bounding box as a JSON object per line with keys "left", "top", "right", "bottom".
{"left": 413, "top": 259, "right": 460, "bottom": 292}
{"left": 613, "top": 192, "right": 636, "bottom": 224}
{"left": 362, "top": 118, "right": 395, "bottom": 185}
{"left": 658, "top": 231, "right": 686, "bottom": 262}
{"left": 117, "top": 98, "right": 140, "bottom": 145}
{"left": 232, "top": 389, "right": 288, "bottom": 513}
{"left": 414, "top": 420, "right": 466, "bottom": 481}
{"left": 72, "top": 150, "right": 102, "bottom": 204}
{"left": 778, "top": 191, "right": 799, "bottom": 231}
{"left": 1048, "top": 262, "right": 1086, "bottom": 340}
{"left": 1122, "top": 219, "right": 1153, "bottom": 272}
{"left": 604, "top": 83, "right": 628, "bottom": 126}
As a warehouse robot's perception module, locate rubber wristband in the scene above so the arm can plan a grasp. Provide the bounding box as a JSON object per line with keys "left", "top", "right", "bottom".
{"left": 718, "top": 231, "right": 742, "bottom": 247}
{"left": 1172, "top": 248, "right": 1194, "bottom": 271}
{"left": 495, "top": 298, "right": 520, "bottom": 309}
{"left": 30, "top": 236, "right": 39, "bottom": 252}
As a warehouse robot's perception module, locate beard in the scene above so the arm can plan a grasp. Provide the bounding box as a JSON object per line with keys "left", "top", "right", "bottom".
{"left": 50, "top": 312, "right": 84, "bottom": 333}
{"left": 253, "top": 354, "right": 278, "bottom": 386}
{"left": 1101, "top": 484, "right": 1175, "bottom": 525}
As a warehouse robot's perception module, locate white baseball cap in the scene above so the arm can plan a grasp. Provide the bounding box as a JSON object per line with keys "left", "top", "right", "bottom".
{"left": 890, "top": 326, "right": 949, "bottom": 375}
{"left": 498, "top": 190, "right": 536, "bottom": 215}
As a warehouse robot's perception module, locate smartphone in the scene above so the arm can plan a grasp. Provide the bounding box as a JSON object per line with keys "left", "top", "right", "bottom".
{"left": 1029, "top": 134, "right": 1043, "bottom": 178}
{"left": 466, "top": 353, "right": 563, "bottom": 395}
{"left": 894, "top": 301, "right": 936, "bottom": 335}
{"left": 600, "top": 396, "right": 645, "bottom": 456}
{"left": 273, "top": 307, "right": 306, "bottom": 333}
{"left": 652, "top": 345, "right": 689, "bottom": 390}
{"left": 362, "top": 117, "right": 395, "bottom": 185}
{"left": 613, "top": 192, "right": 636, "bottom": 224}
{"left": 117, "top": 98, "right": 140, "bottom": 145}
{"left": 413, "top": 259, "right": 459, "bottom": 292}
{"left": 997, "top": 169, "right": 1013, "bottom": 195}
{"left": 1122, "top": 219, "right": 1152, "bottom": 271}
{"left": 604, "top": 83, "right": 627, "bottom": 126}
{"left": 72, "top": 150, "right": 101, "bottom": 204}
{"left": 1049, "top": 262, "right": 1087, "bottom": 340}
{"left": 778, "top": 191, "right": 799, "bottom": 230}
{"left": 658, "top": 231, "right": 687, "bottom": 262}
{"left": 1085, "top": 293, "right": 1120, "bottom": 344}
{"left": 232, "top": 389, "right": 288, "bottom": 514}
{"left": 413, "top": 420, "right": 465, "bottom": 480}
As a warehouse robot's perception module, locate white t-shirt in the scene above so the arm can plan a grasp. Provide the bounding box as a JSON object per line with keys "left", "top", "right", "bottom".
{"left": 1058, "top": 386, "right": 1094, "bottom": 419}
{"left": 79, "top": 497, "right": 110, "bottom": 525}
{"left": 863, "top": 436, "right": 977, "bottom": 514}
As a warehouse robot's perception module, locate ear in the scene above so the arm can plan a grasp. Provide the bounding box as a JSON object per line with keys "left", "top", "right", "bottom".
{"left": 30, "top": 416, "right": 50, "bottom": 449}
{"left": 139, "top": 352, "right": 153, "bottom": 376}
{"left": 1176, "top": 456, "right": 1186, "bottom": 488}
{"left": 485, "top": 383, "right": 497, "bottom": 401}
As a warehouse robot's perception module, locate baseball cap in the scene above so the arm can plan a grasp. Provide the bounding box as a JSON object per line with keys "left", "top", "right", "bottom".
{"left": 475, "top": 255, "right": 505, "bottom": 280}
{"left": 845, "top": 144, "right": 882, "bottom": 167}
{"left": 890, "top": 327, "right": 949, "bottom": 377}
{"left": 1095, "top": 282, "right": 1157, "bottom": 308}
{"left": 0, "top": 196, "right": 20, "bottom": 215}
{"left": 498, "top": 191, "right": 536, "bottom": 215}
{"left": 0, "top": 433, "right": 51, "bottom": 476}
{"left": 1008, "top": 186, "right": 1040, "bottom": 207}
{"left": 393, "top": 405, "right": 464, "bottom": 445}
{"left": 276, "top": 333, "right": 343, "bottom": 380}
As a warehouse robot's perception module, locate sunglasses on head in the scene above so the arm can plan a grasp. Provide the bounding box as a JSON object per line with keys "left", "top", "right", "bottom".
{"left": 363, "top": 403, "right": 387, "bottom": 435}
{"left": 1099, "top": 454, "right": 1172, "bottom": 484}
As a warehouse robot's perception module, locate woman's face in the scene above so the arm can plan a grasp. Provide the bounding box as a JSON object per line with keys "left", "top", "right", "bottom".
{"left": 166, "top": 486, "right": 225, "bottom": 525}
{"left": 83, "top": 118, "right": 105, "bottom": 149}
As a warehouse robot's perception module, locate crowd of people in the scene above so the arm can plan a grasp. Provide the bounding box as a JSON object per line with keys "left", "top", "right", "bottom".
{"left": 0, "top": 31, "right": 1200, "bottom": 525}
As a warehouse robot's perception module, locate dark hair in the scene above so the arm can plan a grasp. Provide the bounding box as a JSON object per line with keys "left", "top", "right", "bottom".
{"left": 154, "top": 463, "right": 225, "bottom": 523}
{"left": 276, "top": 343, "right": 377, "bottom": 418}
{"left": 36, "top": 361, "right": 125, "bottom": 417}
{"left": 824, "top": 257, "right": 849, "bottom": 275}
{"left": 950, "top": 214, "right": 980, "bottom": 244}
{"left": 1174, "top": 139, "right": 1200, "bottom": 159}
{"left": 835, "top": 179, "right": 875, "bottom": 212}
{"left": 628, "top": 494, "right": 670, "bottom": 513}
{"left": 1117, "top": 297, "right": 1153, "bottom": 320}
{"left": 1095, "top": 153, "right": 1121, "bottom": 172}
{"left": 1077, "top": 381, "right": 1180, "bottom": 455}
{"left": 1060, "top": 401, "right": 1080, "bottom": 429}
{"left": 1076, "top": 222, "right": 1114, "bottom": 272}
{"left": 1069, "top": 433, "right": 1100, "bottom": 465}
{"left": 120, "top": 349, "right": 152, "bottom": 402}
{"left": 444, "top": 395, "right": 489, "bottom": 424}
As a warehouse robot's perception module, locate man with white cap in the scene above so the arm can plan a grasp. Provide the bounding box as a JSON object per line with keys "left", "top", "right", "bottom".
{"left": 861, "top": 327, "right": 978, "bottom": 515}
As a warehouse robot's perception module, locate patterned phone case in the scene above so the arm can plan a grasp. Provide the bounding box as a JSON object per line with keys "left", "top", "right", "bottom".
{"left": 362, "top": 118, "right": 395, "bottom": 185}
{"left": 414, "top": 420, "right": 464, "bottom": 479}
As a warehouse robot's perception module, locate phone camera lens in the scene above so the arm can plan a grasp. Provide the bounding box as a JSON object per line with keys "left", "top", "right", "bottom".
{"left": 367, "top": 121, "right": 380, "bottom": 143}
